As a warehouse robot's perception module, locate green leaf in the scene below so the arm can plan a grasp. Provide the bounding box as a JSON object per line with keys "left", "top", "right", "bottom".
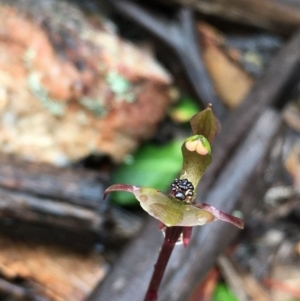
{"left": 111, "top": 140, "right": 183, "bottom": 206}
{"left": 169, "top": 97, "right": 199, "bottom": 123}
{"left": 190, "top": 104, "right": 219, "bottom": 144}
{"left": 213, "top": 283, "right": 238, "bottom": 301}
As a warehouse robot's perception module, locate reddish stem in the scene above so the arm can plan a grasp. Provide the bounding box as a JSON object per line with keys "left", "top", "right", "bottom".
{"left": 144, "top": 226, "right": 183, "bottom": 301}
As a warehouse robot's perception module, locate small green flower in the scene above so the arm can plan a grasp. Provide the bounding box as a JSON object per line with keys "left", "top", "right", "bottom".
{"left": 105, "top": 105, "right": 243, "bottom": 238}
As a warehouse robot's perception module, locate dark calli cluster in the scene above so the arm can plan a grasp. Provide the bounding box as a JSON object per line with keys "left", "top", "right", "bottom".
{"left": 171, "top": 178, "right": 194, "bottom": 202}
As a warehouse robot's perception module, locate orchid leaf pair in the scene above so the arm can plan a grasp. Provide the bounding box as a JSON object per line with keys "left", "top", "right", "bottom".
{"left": 105, "top": 104, "right": 244, "bottom": 240}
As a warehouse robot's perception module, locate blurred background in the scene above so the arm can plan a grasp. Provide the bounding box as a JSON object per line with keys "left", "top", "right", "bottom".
{"left": 1, "top": 0, "right": 300, "bottom": 300}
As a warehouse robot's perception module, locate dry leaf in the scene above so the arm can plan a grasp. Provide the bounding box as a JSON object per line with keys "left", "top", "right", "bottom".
{"left": 284, "top": 143, "right": 300, "bottom": 187}
{"left": 199, "top": 23, "right": 253, "bottom": 108}
{"left": 266, "top": 265, "right": 300, "bottom": 301}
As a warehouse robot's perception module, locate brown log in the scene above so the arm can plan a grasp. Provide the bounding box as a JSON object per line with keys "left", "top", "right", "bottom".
{"left": 149, "top": 0, "right": 300, "bottom": 34}
{"left": 0, "top": 155, "right": 142, "bottom": 249}
{"left": 86, "top": 27, "right": 300, "bottom": 301}
{"left": 0, "top": 155, "right": 106, "bottom": 208}
{"left": 0, "top": 0, "right": 172, "bottom": 164}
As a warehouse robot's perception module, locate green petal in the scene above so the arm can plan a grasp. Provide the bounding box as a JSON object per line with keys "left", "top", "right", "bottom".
{"left": 190, "top": 104, "right": 219, "bottom": 144}
{"left": 149, "top": 203, "right": 183, "bottom": 226}
{"left": 180, "top": 135, "right": 212, "bottom": 191}
{"left": 134, "top": 188, "right": 214, "bottom": 227}
{"left": 104, "top": 185, "right": 214, "bottom": 227}
{"left": 134, "top": 187, "right": 183, "bottom": 226}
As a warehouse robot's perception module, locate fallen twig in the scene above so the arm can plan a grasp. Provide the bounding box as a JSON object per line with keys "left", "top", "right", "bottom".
{"left": 109, "top": 0, "right": 226, "bottom": 119}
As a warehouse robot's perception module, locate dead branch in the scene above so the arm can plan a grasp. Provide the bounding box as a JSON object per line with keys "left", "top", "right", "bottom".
{"left": 0, "top": 155, "right": 142, "bottom": 249}
{"left": 149, "top": 0, "right": 300, "bottom": 34}
{"left": 109, "top": 0, "right": 227, "bottom": 119}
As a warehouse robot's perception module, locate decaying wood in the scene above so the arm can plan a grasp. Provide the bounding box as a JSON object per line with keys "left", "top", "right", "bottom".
{"left": 0, "top": 0, "right": 172, "bottom": 164}
{"left": 0, "top": 155, "right": 106, "bottom": 208}
{"left": 0, "top": 154, "right": 142, "bottom": 248}
{"left": 0, "top": 235, "right": 106, "bottom": 301}
{"left": 149, "top": 0, "right": 300, "bottom": 34}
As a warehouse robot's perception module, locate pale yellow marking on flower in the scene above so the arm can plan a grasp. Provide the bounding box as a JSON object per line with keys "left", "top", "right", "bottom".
{"left": 185, "top": 139, "right": 208, "bottom": 155}
{"left": 196, "top": 142, "right": 209, "bottom": 155}
{"left": 195, "top": 211, "right": 214, "bottom": 225}
{"left": 139, "top": 195, "right": 148, "bottom": 202}
{"left": 185, "top": 140, "right": 198, "bottom": 152}
{"left": 140, "top": 187, "right": 158, "bottom": 195}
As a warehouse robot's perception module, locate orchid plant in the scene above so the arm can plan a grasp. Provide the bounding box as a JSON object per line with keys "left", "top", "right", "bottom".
{"left": 105, "top": 104, "right": 244, "bottom": 301}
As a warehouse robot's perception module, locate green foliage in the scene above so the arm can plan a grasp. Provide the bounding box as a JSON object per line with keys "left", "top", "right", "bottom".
{"left": 213, "top": 283, "right": 238, "bottom": 301}
{"left": 111, "top": 140, "right": 183, "bottom": 205}
{"left": 169, "top": 97, "right": 199, "bottom": 123}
